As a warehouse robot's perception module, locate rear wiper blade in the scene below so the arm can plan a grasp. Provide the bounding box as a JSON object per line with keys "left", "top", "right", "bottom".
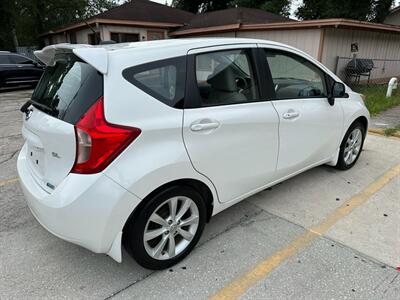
{"left": 20, "top": 99, "right": 58, "bottom": 115}
{"left": 20, "top": 100, "right": 32, "bottom": 113}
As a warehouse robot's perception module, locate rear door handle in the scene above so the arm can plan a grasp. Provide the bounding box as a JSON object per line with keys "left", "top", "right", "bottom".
{"left": 282, "top": 111, "right": 300, "bottom": 119}
{"left": 190, "top": 121, "right": 220, "bottom": 132}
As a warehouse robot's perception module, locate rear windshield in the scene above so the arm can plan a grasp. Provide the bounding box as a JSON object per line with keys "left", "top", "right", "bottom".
{"left": 31, "top": 54, "right": 103, "bottom": 124}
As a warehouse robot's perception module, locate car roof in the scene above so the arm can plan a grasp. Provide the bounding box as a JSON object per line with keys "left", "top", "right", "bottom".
{"left": 97, "top": 38, "right": 288, "bottom": 52}
{"left": 39, "top": 38, "right": 292, "bottom": 54}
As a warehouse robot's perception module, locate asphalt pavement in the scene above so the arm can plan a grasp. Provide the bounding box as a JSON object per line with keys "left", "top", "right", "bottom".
{"left": 0, "top": 89, "right": 399, "bottom": 300}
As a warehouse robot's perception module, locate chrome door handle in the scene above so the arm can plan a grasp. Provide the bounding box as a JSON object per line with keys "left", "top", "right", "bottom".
{"left": 190, "top": 122, "right": 220, "bottom": 132}
{"left": 283, "top": 111, "right": 300, "bottom": 119}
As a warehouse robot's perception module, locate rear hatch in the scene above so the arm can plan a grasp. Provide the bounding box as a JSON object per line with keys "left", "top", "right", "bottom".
{"left": 21, "top": 51, "right": 103, "bottom": 192}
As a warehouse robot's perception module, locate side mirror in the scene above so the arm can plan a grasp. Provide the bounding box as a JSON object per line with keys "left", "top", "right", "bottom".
{"left": 328, "top": 82, "right": 347, "bottom": 106}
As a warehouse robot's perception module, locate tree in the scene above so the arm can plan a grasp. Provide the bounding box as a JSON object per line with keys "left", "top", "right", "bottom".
{"left": 171, "top": 0, "right": 231, "bottom": 13}
{"left": 0, "top": 0, "right": 118, "bottom": 50}
{"left": 84, "top": 0, "right": 119, "bottom": 18}
{"left": 296, "top": 0, "right": 394, "bottom": 22}
{"left": 172, "top": 0, "right": 291, "bottom": 16}
{"left": 234, "top": 0, "right": 291, "bottom": 16}
{"left": 0, "top": 0, "right": 17, "bottom": 50}
{"left": 372, "top": 0, "right": 394, "bottom": 22}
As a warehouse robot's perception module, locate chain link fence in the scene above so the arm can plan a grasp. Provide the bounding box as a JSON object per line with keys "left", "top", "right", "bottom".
{"left": 15, "top": 46, "right": 39, "bottom": 61}
{"left": 335, "top": 56, "right": 400, "bottom": 117}
{"left": 335, "top": 56, "right": 400, "bottom": 89}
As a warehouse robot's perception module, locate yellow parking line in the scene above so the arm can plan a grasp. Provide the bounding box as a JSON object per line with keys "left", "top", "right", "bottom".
{"left": 210, "top": 163, "right": 400, "bottom": 300}
{"left": 0, "top": 177, "right": 19, "bottom": 187}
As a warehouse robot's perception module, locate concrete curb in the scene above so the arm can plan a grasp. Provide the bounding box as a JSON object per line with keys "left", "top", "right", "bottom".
{"left": 368, "top": 128, "right": 400, "bottom": 139}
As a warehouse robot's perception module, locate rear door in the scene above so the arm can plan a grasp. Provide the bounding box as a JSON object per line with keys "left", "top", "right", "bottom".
{"left": 10, "top": 54, "right": 43, "bottom": 84}
{"left": 22, "top": 53, "right": 103, "bottom": 192}
{"left": 183, "top": 45, "right": 279, "bottom": 203}
{"left": 260, "top": 47, "right": 343, "bottom": 176}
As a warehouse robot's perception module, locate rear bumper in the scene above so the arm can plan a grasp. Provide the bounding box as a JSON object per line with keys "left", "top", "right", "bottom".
{"left": 17, "top": 145, "right": 141, "bottom": 260}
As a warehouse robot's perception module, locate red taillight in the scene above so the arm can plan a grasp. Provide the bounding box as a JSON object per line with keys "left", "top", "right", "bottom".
{"left": 71, "top": 97, "right": 141, "bottom": 174}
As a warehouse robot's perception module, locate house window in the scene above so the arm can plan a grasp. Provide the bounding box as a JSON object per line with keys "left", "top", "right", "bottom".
{"left": 147, "top": 31, "right": 164, "bottom": 40}
{"left": 110, "top": 32, "right": 140, "bottom": 43}
{"left": 88, "top": 32, "right": 101, "bottom": 45}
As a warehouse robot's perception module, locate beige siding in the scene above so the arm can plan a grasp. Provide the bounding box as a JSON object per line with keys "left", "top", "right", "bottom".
{"left": 236, "top": 29, "right": 322, "bottom": 59}
{"left": 101, "top": 25, "right": 167, "bottom": 41}
{"left": 76, "top": 28, "right": 96, "bottom": 44}
{"left": 45, "top": 25, "right": 168, "bottom": 46}
{"left": 186, "top": 32, "right": 236, "bottom": 38}
{"left": 322, "top": 28, "right": 400, "bottom": 80}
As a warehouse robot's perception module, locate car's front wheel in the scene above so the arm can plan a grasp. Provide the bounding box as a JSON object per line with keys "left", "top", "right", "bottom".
{"left": 125, "top": 186, "right": 207, "bottom": 270}
{"left": 335, "top": 122, "right": 366, "bottom": 170}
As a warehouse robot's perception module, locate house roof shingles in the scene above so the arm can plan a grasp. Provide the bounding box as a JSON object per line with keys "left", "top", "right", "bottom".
{"left": 92, "top": 0, "right": 194, "bottom": 24}
{"left": 179, "top": 7, "right": 294, "bottom": 30}
{"left": 44, "top": 1, "right": 400, "bottom": 37}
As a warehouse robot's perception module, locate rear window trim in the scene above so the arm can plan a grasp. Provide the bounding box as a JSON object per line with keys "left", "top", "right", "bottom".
{"left": 122, "top": 56, "right": 186, "bottom": 109}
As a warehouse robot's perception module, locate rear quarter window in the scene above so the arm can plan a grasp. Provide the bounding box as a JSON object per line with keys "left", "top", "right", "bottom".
{"left": 122, "top": 56, "right": 186, "bottom": 108}
{"left": 31, "top": 54, "right": 103, "bottom": 124}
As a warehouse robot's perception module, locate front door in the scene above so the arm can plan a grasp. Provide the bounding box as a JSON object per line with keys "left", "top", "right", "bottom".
{"left": 183, "top": 46, "right": 279, "bottom": 203}
{"left": 261, "top": 48, "right": 343, "bottom": 177}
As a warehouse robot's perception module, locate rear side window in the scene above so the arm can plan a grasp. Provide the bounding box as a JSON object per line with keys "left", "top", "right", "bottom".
{"left": 31, "top": 54, "right": 103, "bottom": 124}
{"left": 122, "top": 56, "right": 186, "bottom": 108}
{"left": 195, "top": 49, "right": 259, "bottom": 106}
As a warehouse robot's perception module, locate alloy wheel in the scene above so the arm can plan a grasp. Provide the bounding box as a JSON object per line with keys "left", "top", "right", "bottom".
{"left": 143, "top": 196, "right": 199, "bottom": 260}
{"left": 344, "top": 128, "right": 363, "bottom": 165}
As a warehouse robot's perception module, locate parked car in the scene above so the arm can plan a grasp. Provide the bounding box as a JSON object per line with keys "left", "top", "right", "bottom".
{"left": 17, "top": 39, "right": 369, "bottom": 270}
{"left": 0, "top": 52, "right": 44, "bottom": 89}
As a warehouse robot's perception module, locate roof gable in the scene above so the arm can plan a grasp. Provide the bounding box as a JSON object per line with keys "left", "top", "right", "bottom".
{"left": 90, "top": 0, "right": 193, "bottom": 24}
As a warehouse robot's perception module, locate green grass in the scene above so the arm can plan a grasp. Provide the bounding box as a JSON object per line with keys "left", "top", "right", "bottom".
{"left": 354, "top": 85, "right": 400, "bottom": 116}
{"left": 383, "top": 124, "right": 400, "bottom": 136}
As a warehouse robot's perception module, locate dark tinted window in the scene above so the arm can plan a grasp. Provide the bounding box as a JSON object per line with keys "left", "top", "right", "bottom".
{"left": 195, "top": 49, "right": 259, "bottom": 106}
{"left": 0, "top": 55, "right": 11, "bottom": 64}
{"left": 264, "top": 50, "right": 327, "bottom": 99}
{"left": 123, "top": 56, "right": 186, "bottom": 108}
{"left": 110, "top": 32, "right": 139, "bottom": 43}
{"left": 11, "top": 55, "right": 33, "bottom": 64}
{"left": 31, "top": 54, "right": 103, "bottom": 124}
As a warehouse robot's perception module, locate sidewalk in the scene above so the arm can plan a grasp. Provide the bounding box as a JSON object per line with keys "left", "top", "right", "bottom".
{"left": 370, "top": 105, "right": 400, "bottom": 129}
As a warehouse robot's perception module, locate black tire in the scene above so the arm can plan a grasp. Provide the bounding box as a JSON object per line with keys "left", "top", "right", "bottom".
{"left": 125, "top": 186, "right": 207, "bottom": 270}
{"left": 335, "top": 122, "right": 366, "bottom": 170}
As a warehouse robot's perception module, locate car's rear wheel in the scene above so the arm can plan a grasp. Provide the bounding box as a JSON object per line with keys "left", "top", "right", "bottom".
{"left": 335, "top": 122, "right": 365, "bottom": 170}
{"left": 125, "top": 186, "right": 207, "bottom": 270}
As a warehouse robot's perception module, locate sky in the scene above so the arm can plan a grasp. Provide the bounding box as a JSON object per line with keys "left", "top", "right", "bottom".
{"left": 148, "top": 0, "right": 400, "bottom": 19}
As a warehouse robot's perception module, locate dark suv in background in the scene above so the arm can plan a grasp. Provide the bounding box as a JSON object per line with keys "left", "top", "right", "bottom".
{"left": 0, "top": 52, "right": 45, "bottom": 90}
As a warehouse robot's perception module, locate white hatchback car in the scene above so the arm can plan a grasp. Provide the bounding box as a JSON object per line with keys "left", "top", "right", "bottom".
{"left": 18, "top": 38, "right": 369, "bottom": 269}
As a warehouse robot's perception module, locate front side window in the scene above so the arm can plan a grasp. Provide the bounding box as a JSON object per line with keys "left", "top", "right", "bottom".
{"left": 122, "top": 56, "right": 186, "bottom": 108}
{"left": 265, "top": 50, "right": 327, "bottom": 100}
{"left": 195, "top": 49, "right": 259, "bottom": 106}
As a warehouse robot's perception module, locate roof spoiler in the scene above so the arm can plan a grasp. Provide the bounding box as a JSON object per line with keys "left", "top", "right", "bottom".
{"left": 34, "top": 44, "right": 108, "bottom": 74}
